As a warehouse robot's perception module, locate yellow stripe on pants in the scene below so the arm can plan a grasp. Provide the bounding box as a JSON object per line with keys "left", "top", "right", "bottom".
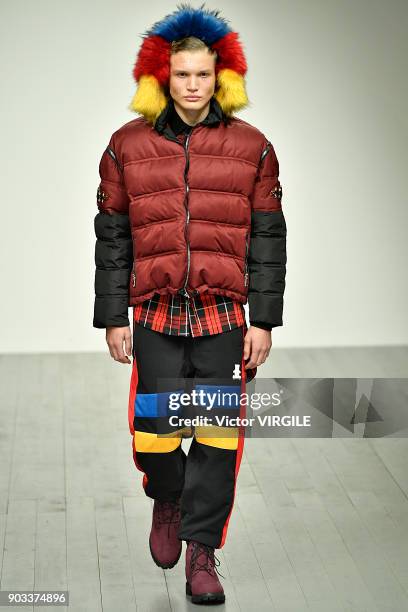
{"left": 195, "top": 425, "right": 240, "bottom": 450}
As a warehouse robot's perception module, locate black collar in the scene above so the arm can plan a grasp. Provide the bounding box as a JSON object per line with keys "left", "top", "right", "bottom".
{"left": 168, "top": 102, "right": 194, "bottom": 135}
{"left": 154, "top": 96, "right": 229, "bottom": 139}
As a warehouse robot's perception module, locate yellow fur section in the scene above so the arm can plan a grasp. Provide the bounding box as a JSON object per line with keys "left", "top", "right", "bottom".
{"left": 214, "top": 69, "right": 249, "bottom": 115}
{"left": 129, "top": 75, "right": 168, "bottom": 125}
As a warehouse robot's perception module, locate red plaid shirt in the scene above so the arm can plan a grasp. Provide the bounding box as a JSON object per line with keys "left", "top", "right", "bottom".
{"left": 133, "top": 292, "right": 257, "bottom": 381}
{"left": 133, "top": 292, "right": 245, "bottom": 337}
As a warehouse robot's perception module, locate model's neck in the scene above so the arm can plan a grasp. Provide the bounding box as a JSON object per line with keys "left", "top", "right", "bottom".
{"left": 172, "top": 100, "right": 211, "bottom": 127}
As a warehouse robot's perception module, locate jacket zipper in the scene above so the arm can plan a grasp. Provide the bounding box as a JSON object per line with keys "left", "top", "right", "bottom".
{"left": 179, "top": 130, "right": 192, "bottom": 298}
{"left": 242, "top": 141, "right": 269, "bottom": 289}
{"left": 106, "top": 146, "right": 123, "bottom": 173}
{"left": 260, "top": 142, "right": 272, "bottom": 165}
{"left": 131, "top": 261, "right": 136, "bottom": 287}
{"left": 244, "top": 231, "right": 249, "bottom": 287}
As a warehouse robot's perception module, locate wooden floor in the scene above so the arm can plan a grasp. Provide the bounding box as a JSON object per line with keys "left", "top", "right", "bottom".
{"left": 0, "top": 346, "right": 407, "bottom": 611}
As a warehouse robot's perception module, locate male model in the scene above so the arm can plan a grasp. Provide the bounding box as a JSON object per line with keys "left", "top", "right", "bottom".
{"left": 93, "top": 5, "right": 286, "bottom": 605}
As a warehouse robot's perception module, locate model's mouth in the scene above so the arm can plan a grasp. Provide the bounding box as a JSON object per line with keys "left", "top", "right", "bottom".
{"left": 185, "top": 97, "right": 201, "bottom": 101}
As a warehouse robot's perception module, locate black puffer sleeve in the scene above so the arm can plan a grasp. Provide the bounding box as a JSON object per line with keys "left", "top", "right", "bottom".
{"left": 93, "top": 135, "right": 133, "bottom": 329}
{"left": 248, "top": 140, "right": 287, "bottom": 328}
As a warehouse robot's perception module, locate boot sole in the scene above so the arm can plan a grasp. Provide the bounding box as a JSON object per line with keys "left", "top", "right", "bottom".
{"left": 149, "top": 535, "right": 182, "bottom": 570}
{"left": 186, "top": 581, "right": 225, "bottom": 604}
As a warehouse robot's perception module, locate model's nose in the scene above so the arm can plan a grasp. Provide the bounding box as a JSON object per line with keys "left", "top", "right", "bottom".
{"left": 187, "top": 79, "right": 199, "bottom": 91}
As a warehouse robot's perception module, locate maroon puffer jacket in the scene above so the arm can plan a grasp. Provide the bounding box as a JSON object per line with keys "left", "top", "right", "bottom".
{"left": 93, "top": 97, "right": 286, "bottom": 329}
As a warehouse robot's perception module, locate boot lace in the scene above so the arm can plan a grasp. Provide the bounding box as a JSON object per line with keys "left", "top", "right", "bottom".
{"left": 154, "top": 500, "right": 181, "bottom": 538}
{"left": 190, "top": 542, "right": 225, "bottom": 579}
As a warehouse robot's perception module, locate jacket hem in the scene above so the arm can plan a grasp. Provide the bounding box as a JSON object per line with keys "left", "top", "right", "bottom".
{"left": 129, "top": 287, "right": 248, "bottom": 305}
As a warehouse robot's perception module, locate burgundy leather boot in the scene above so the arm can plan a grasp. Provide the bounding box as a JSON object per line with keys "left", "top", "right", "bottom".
{"left": 149, "top": 499, "right": 182, "bottom": 569}
{"left": 185, "top": 540, "right": 225, "bottom": 604}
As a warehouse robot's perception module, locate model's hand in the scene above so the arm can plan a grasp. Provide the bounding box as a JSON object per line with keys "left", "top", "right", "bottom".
{"left": 244, "top": 326, "right": 272, "bottom": 369}
{"left": 106, "top": 326, "right": 132, "bottom": 364}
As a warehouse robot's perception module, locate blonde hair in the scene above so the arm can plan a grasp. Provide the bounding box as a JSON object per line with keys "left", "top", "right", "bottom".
{"left": 170, "top": 36, "right": 217, "bottom": 62}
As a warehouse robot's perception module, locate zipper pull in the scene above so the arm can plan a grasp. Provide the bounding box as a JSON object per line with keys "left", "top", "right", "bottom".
{"left": 244, "top": 231, "right": 249, "bottom": 287}
{"left": 132, "top": 269, "right": 136, "bottom": 287}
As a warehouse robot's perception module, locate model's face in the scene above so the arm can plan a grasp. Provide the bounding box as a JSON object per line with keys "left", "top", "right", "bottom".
{"left": 169, "top": 49, "right": 217, "bottom": 117}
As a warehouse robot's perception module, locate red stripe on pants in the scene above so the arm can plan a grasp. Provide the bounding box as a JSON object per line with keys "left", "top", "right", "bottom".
{"left": 128, "top": 354, "right": 148, "bottom": 490}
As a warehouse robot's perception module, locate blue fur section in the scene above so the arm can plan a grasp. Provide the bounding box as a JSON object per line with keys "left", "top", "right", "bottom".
{"left": 147, "top": 3, "right": 231, "bottom": 45}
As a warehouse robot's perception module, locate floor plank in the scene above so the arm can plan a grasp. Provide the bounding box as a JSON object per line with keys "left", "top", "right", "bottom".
{"left": 0, "top": 347, "right": 407, "bottom": 611}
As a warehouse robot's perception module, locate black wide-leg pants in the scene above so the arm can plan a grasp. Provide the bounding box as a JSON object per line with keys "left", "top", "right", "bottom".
{"left": 127, "top": 322, "right": 248, "bottom": 549}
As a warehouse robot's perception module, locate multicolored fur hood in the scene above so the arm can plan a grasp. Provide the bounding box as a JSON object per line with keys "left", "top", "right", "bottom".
{"left": 129, "top": 3, "right": 249, "bottom": 125}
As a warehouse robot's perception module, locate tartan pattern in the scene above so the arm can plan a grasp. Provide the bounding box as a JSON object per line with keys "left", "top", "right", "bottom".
{"left": 133, "top": 292, "right": 245, "bottom": 337}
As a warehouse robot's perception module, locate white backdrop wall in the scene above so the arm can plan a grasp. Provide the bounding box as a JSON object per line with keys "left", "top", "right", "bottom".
{"left": 0, "top": 0, "right": 407, "bottom": 353}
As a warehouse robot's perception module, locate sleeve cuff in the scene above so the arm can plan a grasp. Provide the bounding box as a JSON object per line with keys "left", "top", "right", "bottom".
{"left": 250, "top": 321, "right": 273, "bottom": 331}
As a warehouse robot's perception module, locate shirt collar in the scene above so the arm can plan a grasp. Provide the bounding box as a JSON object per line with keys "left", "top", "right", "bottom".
{"left": 154, "top": 96, "right": 227, "bottom": 137}
{"left": 169, "top": 102, "right": 196, "bottom": 135}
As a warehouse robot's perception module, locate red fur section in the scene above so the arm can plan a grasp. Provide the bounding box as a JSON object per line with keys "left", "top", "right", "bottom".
{"left": 133, "top": 31, "right": 247, "bottom": 84}
{"left": 212, "top": 32, "right": 247, "bottom": 75}
{"left": 133, "top": 35, "right": 170, "bottom": 85}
